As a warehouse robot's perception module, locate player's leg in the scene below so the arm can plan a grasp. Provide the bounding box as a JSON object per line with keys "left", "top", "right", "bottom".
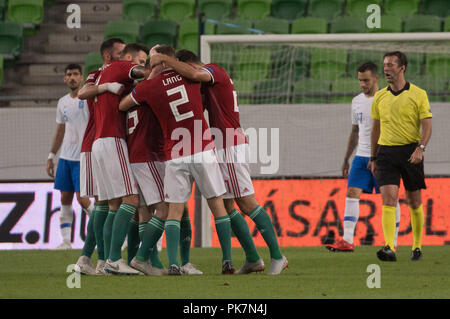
{"left": 104, "top": 198, "right": 121, "bottom": 262}
{"left": 406, "top": 190, "right": 423, "bottom": 260}
{"left": 394, "top": 200, "right": 401, "bottom": 250}
{"left": 126, "top": 209, "right": 140, "bottom": 264}
{"left": 165, "top": 202, "right": 186, "bottom": 275}
{"left": 179, "top": 203, "right": 203, "bottom": 275}
{"left": 93, "top": 198, "right": 109, "bottom": 274}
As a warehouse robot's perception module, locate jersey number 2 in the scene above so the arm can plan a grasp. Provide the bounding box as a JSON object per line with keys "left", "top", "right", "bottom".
{"left": 167, "top": 85, "right": 194, "bottom": 122}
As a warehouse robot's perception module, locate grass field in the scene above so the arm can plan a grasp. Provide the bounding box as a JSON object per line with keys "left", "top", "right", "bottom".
{"left": 1, "top": 246, "right": 449, "bottom": 299}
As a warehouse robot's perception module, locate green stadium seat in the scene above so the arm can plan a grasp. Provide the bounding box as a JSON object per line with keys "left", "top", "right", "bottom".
{"left": 291, "top": 17, "right": 327, "bottom": 34}
{"left": 422, "top": 0, "right": 450, "bottom": 18}
{"left": 233, "top": 47, "right": 272, "bottom": 81}
{"left": 410, "top": 76, "right": 448, "bottom": 102}
{"left": 216, "top": 18, "right": 253, "bottom": 35}
{"left": 384, "top": 0, "right": 419, "bottom": 18}
{"left": 293, "top": 79, "right": 331, "bottom": 103}
{"left": 237, "top": 0, "right": 272, "bottom": 21}
{"left": 292, "top": 48, "right": 311, "bottom": 80}
{"left": 211, "top": 47, "right": 234, "bottom": 73}
{"left": 308, "top": 0, "right": 345, "bottom": 21}
{"left": 426, "top": 53, "right": 450, "bottom": 78}
{"left": 368, "top": 15, "right": 403, "bottom": 33}
{"left": 330, "top": 78, "right": 361, "bottom": 103}
{"left": 140, "top": 20, "right": 178, "bottom": 48}
{"left": 404, "top": 15, "right": 442, "bottom": 32}
{"left": 123, "top": 0, "right": 157, "bottom": 23}
{"left": 346, "top": 0, "right": 382, "bottom": 18}
{"left": 310, "top": 48, "right": 347, "bottom": 80}
{"left": 271, "top": 0, "right": 307, "bottom": 21}
{"left": 253, "top": 17, "right": 289, "bottom": 34}
{"left": 104, "top": 20, "right": 140, "bottom": 44}
{"left": 84, "top": 51, "right": 103, "bottom": 76}
{"left": 330, "top": 16, "right": 366, "bottom": 34}
{"left": 253, "top": 78, "right": 291, "bottom": 104}
{"left": 8, "top": 0, "right": 44, "bottom": 25}
{"left": 0, "top": 54, "right": 3, "bottom": 86}
{"left": 0, "top": 21, "right": 23, "bottom": 58}
{"left": 233, "top": 80, "right": 254, "bottom": 104}
{"left": 198, "top": 0, "right": 233, "bottom": 20}
{"left": 0, "top": 0, "right": 6, "bottom": 20}
{"left": 348, "top": 50, "right": 384, "bottom": 74}
{"left": 406, "top": 52, "right": 425, "bottom": 77}
{"left": 178, "top": 19, "right": 215, "bottom": 54}
{"left": 160, "top": 0, "right": 195, "bottom": 22}
{"left": 445, "top": 16, "right": 450, "bottom": 32}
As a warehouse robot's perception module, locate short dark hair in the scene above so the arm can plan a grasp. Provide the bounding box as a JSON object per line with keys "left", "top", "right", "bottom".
{"left": 65, "top": 63, "right": 82, "bottom": 74}
{"left": 357, "top": 61, "right": 378, "bottom": 75}
{"left": 100, "top": 38, "right": 125, "bottom": 55}
{"left": 384, "top": 51, "right": 408, "bottom": 71}
{"left": 176, "top": 49, "right": 201, "bottom": 63}
{"left": 121, "top": 43, "right": 150, "bottom": 58}
{"left": 155, "top": 44, "right": 176, "bottom": 58}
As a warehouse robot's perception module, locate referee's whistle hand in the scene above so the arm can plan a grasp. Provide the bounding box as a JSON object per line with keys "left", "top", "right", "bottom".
{"left": 408, "top": 149, "right": 423, "bottom": 164}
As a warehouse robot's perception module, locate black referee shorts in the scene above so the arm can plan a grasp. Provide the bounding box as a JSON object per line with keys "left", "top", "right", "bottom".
{"left": 375, "top": 143, "right": 426, "bottom": 191}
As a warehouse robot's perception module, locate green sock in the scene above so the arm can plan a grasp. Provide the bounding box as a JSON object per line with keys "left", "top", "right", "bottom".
{"left": 136, "top": 216, "right": 165, "bottom": 262}
{"left": 229, "top": 209, "right": 260, "bottom": 263}
{"left": 103, "top": 209, "right": 116, "bottom": 261}
{"left": 180, "top": 217, "right": 192, "bottom": 266}
{"left": 81, "top": 208, "right": 96, "bottom": 258}
{"left": 214, "top": 215, "right": 232, "bottom": 262}
{"left": 126, "top": 218, "right": 140, "bottom": 264}
{"left": 165, "top": 219, "right": 180, "bottom": 267}
{"left": 149, "top": 244, "right": 164, "bottom": 269}
{"left": 249, "top": 205, "right": 283, "bottom": 260}
{"left": 109, "top": 203, "right": 137, "bottom": 262}
{"left": 93, "top": 204, "right": 108, "bottom": 261}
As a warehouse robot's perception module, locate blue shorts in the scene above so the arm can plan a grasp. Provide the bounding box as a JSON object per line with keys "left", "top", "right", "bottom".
{"left": 347, "top": 156, "right": 380, "bottom": 194}
{"left": 54, "top": 158, "right": 80, "bottom": 192}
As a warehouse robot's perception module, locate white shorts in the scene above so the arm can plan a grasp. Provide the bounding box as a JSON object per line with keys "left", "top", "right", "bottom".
{"left": 131, "top": 161, "right": 165, "bottom": 206}
{"left": 92, "top": 137, "right": 138, "bottom": 201}
{"left": 217, "top": 144, "right": 255, "bottom": 199}
{"left": 164, "top": 150, "right": 226, "bottom": 203}
{"left": 80, "top": 151, "right": 98, "bottom": 198}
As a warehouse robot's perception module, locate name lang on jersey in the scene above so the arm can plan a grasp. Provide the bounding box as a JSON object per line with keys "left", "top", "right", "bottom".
{"left": 162, "top": 74, "right": 182, "bottom": 86}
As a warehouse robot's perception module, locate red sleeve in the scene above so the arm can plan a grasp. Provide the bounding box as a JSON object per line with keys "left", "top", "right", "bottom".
{"left": 204, "top": 64, "right": 222, "bottom": 85}
{"left": 130, "top": 80, "right": 149, "bottom": 105}
{"left": 85, "top": 70, "right": 100, "bottom": 85}
{"left": 121, "top": 61, "right": 139, "bottom": 81}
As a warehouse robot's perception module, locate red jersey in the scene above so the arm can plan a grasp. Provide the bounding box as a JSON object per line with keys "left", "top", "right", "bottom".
{"left": 131, "top": 69, "right": 213, "bottom": 160}
{"left": 126, "top": 104, "right": 166, "bottom": 163}
{"left": 201, "top": 63, "right": 247, "bottom": 149}
{"left": 93, "top": 60, "right": 138, "bottom": 140}
{"left": 81, "top": 69, "right": 101, "bottom": 152}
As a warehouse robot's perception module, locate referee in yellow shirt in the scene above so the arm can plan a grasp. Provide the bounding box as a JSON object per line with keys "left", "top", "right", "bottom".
{"left": 369, "top": 51, "right": 432, "bottom": 262}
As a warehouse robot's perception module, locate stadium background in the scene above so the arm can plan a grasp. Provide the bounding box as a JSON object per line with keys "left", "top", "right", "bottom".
{"left": 0, "top": 0, "right": 449, "bottom": 250}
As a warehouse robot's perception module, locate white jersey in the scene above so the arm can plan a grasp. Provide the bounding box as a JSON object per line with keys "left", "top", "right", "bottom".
{"left": 56, "top": 93, "right": 89, "bottom": 161}
{"left": 351, "top": 93, "right": 374, "bottom": 158}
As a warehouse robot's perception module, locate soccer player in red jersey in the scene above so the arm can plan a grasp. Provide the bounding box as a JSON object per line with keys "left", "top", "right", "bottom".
{"left": 119, "top": 45, "right": 234, "bottom": 275}
{"left": 74, "top": 38, "right": 126, "bottom": 276}
{"left": 149, "top": 49, "right": 288, "bottom": 275}
{"left": 81, "top": 43, "right": 150, "bottom": 275}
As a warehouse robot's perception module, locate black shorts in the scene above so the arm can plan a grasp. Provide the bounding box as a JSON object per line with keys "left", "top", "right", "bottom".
{"left": 375, "top": 143, "right": 426, "bottom": 191}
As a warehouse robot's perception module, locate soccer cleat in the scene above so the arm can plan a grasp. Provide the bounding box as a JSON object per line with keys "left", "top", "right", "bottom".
{"left": 148, "top": 265, "right": 168, "bottom": 276}
{"left": 180, "top": 263, "right": 203, "bottom": 275}
{"left": 168, "top": 264, "right": 182, "bottom": 276}
{"left": 325, "top": 238, "right": 354, "bottom": 252}
{"left": 55, "top": 242, "right": 72, "bottom": 250}
{"left": 95, "top": 260, "right": 109, "bottom": 275}
{"left": 74, "top": 256, "right": 96, "bottom": 275}
{"left": 376, "top": 245, "right": 397, "bottom": 262}
{"left": 268, "top": 255, "right": 288, "bottom": 275}
{"left": 411, "top": 248, "right": 422, "bottom": 261}
{"left": 130, "top": 257, "right": 154, "bottom": 275}
{"left": 235, "top": 259, "right": 265, "bottom": 274}
{"left": 222, "top": 260, "right": 235, "bottom": 275}
{"left": 104, "top": 258, "right": 141, "bottom": 275}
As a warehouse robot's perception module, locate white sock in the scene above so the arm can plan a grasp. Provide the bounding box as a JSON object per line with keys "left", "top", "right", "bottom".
{"left": 394, "top": 201, "right": 401, "bottom": 248}
{"left": 60, "top": 205, "right": 73, "bottom": 244}
{"left": 83, "top": 201, "right": 95, "bottom": 217}
{"left": 343, "top": 197, "right": 359, "bottom": 244}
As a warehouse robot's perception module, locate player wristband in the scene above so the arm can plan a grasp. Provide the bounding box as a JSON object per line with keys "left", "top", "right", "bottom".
{"left": 48, "top": 152, "right": 56, "bottom": 160}
{"left": 370, "top": 156, "right": 377, "bottom": 161}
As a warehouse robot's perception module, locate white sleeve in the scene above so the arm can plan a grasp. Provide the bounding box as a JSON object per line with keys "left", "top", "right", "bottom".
{"left": 351, "top": 100, "right": 358, "bottom": 125}
{"left": 56, "top": 99, "right": 65, "bottom": 124}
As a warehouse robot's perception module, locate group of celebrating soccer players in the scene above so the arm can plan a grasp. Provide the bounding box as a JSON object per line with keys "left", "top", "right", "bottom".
{"left": 69, "top": 38, "right": 288, "bottom": 276}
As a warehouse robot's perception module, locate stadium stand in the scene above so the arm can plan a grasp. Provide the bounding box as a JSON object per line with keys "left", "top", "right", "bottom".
{"left": 140, "top": 19, "right": 178, "bottom": 48}
{"left": 198, "top": 0, "right": 233, "bottom": 20}
{"left": 216, "top": 18, "right": 254, "bottom": 34}
{"left": 348, "top": 50, "right": 384, "bottom": 73}
{"left": 291, "top": 17, "right": 327, "bottom": 34}
{"left": 237, "top": 0, "right": 272, "bottom": 21}
{"left": 293, "top": 79, "right": 331, "bottom": 103}
{"left": 330, "top": 78, "right": 361, "bottom": 103}
{"left": 104, "top": 20, "right": 140, "bottom": 43}
{"left": 445, "top": 16, "right": 450, "bottom": 31}
{"left": 310, "top": 48, "right": 347, "bottom": 80}
{"left": 0, "top": 54, "right": 3, "bottom": 86}
{"left": 122, "top": 0, "right": 158, "bottom": 23}
{"left": 411, "top": 76, "right": 448, "bottom": 102}
{"left": 0, "top": 0, "right": 6, "bottom": 20}
{"left": 308, "top": 0, "right": 345, "bottom": 21}
{"left": 84, "top": 51, "right": 103, "bottom": 76}
{"left": 384, "top": 0, "right": 420, "bottom": 18}
{"left": 253, "top": 17, "right": 289, "bottom": 34}
{"left": 368, "top": 15, "right": 403, "bottom": 33}
{"left": 253, "top": 78, "right": 291, "bottom": 104}
{"left": 178, "top": 18, "right": 215, "bottom": 54}
{"left": 233, "top": 79, "right": 253, "bottom": 104}
{"left": 426, "top": 53, "right": 450, "bottom": 78}
{"left": 160, "top": 0, "right": 195, "bottom": 22}
{"left": 7, "top": 0, "right": 44, "bottom": 35}
{"left": 346, "top": 0, "right": 382, "bottom": 17}
{"left": 0, "top": 21, "right": 23, "bottom": 58}
{"left": 422, "top": 0, "right": 450, "bottom": 17}
{"left": 404, "top": 15, "right": 442, "bottom": 32}
{"left": 330, "top": 16, "right": 366, "bottom": 33}
{"left": 233, "top": 47, "right": 272, "bottom": 81}
{"left": 271, "top": 0, "right": 307, "bottom": 21}
{"left": 407, "top": 52, "right": 425, "bottom": 76}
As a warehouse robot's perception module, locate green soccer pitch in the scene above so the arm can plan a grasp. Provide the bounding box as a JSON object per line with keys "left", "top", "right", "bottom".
{"left": 1, "top": 246, "right": 449, "bottom": 299}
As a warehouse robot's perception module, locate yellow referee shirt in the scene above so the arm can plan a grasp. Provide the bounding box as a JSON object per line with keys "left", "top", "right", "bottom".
{"left": 371, "top": 82, "right": 432, "bottom": 146}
